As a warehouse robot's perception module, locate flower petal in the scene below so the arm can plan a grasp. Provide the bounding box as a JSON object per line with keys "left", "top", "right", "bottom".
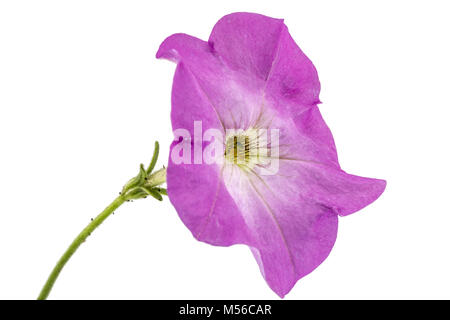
{"left": 264, "top": 22, "right": 321, "bottom": 111}
{"left": 222, "top": 165, "right": 338, "bottom": 297}
{"left": 237, "top": 158, "right": 384, "bottom": 296}
{"left": 290, "top": 105, "right": 340, "bottom": 168}
{"left": 208, "top": 12, "right": 284, "bottom": 81}
{"left": 166, "top": 61, "right": 251, "bottom": 246}
{"left": 209, "top": 12, "right": 321, "bottom": 110}
{"left": 255, "top": 160, "right": 387, "bottom": 218}
{"left": 297, "top": 162, "right": 387, "bottom": 217}
{"left": 167, "top": 143, "right": 251, "bottom": 246}
{"left": 170, "top": 62, "right": 224, "bottom": 134}
{"left": 157, "top": 32, "right": 265, "bottom": 129}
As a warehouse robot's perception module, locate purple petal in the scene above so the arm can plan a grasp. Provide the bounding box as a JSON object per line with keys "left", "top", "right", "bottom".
{"left": 170, "top": 62, "right": 224, "bottom": 134}
{"left": 166, "top": 60, "right": 250, "bottom": 245}
{"left": 264, "top": 22, "right": 321, "bottom": 111}
{"left": 210, "top": 13, "right": 321, "bottom": 109}
{"left": 297, "top": 163, "right": 387, "bottom": 217}
{"left": 259, "top": 160, "right": 387, "bottom": 218}
{"left": 157, "top": 32, "right": 265, "bottom": 129}
{"left": 208, "top": 13, "right": 284, "bottom": 81}
{"left": 167, "top": 142, "right": 251, "bottom": 246}
{"left": 222, "top": 165, "right": 338, "bottom": 297}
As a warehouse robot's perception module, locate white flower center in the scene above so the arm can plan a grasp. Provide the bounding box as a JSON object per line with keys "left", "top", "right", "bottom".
{"left": 224, "top": 128, "right": 268, "bottom": 172}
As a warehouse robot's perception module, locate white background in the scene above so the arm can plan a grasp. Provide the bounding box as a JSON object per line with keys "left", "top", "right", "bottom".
{"left": 1, "top": 1, "right": 449, "bottom": 300}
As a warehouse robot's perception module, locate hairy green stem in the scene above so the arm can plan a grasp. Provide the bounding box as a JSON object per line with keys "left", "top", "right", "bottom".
{"left": 37, "top": 195, "right": 126, "bottom": 300}
{"left": 38, "top": 141, "right": 165, "bottom": 299}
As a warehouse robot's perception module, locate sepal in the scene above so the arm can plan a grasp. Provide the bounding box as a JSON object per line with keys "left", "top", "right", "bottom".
{"left": 120, "top": 142, "right": 167, "bottom": 201}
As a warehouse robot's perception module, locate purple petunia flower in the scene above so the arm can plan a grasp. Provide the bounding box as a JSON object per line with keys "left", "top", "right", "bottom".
{"left": 157, "top": 12, "right": 386, "bottom": 297}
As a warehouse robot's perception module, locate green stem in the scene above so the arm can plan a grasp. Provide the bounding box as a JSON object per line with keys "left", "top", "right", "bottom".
{"left": 37, "top": 195, "right": 126, "bottom": 300}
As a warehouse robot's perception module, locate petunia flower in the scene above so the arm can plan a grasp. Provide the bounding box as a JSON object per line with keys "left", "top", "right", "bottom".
{"left": 157, "top": 12, "right": 386, "bottom": 297}
{"left": 36, "top": 11, "right": 386, "bottom": 300}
